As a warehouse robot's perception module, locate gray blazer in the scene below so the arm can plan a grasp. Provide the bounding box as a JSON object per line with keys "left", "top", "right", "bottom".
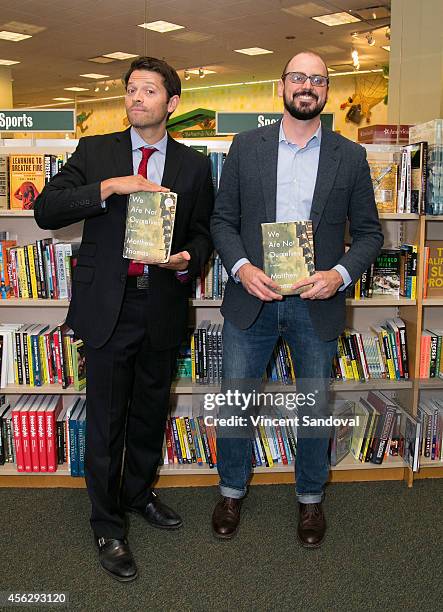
{"left": 210, "top": 120, "right": 383, "bottom": 341}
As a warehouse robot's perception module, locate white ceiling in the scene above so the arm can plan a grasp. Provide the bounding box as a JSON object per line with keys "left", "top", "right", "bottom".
{"left": 0, "top": 0, "right": 391, "bottom": 107}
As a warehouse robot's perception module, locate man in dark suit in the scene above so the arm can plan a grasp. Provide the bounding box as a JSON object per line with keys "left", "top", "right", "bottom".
{"left": 210, "top": 51, "right": 383, "bottom": 547}
{"left": 35, "top": 57, "right": 213, "bottom": 581}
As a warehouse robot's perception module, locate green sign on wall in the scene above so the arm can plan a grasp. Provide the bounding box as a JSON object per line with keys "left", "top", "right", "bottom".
{"left": 216, "top": 112, "right": 334, "bottom": 134}
{"left": 0, "top": 109, "right": 75, "bottom": 132}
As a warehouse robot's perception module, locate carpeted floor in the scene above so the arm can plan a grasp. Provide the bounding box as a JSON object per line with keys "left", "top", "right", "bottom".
{"left": 1, "top": 481, "right": 442, "bottom": 611}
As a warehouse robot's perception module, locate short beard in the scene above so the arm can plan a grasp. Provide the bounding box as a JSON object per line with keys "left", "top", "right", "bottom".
{"left": 284, "top": 90, "right": 327, "bottom": 121}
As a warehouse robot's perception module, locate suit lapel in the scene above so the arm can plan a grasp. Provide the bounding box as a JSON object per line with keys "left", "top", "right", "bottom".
{"left": 258, "top": 121, "right": 280, "bottom": 222}
{"left": 113, "top": 128, "right": 133, "bottom": 177}
{"left": 162, "top": 135, "right": 184, "bottom": 189}
{"left": 309, "top": 128, "right": 341, "bottom": 234}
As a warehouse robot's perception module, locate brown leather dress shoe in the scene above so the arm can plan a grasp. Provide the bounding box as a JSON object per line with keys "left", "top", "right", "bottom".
{"left": 297, "top": 502, "right": 326, "bottom": 549}
{"left": 212, "top": 496, "right": 242, "bottom": 539}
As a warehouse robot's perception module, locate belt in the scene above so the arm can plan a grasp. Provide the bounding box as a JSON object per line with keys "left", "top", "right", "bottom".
{"left": 126, "top": 274, "right": 149, "bottom": 289}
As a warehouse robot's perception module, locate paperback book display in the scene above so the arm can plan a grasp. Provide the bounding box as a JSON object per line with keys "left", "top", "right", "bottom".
{"left": 0, "top": 152, "right": 70, "bottom": 210}
{"left": 0, "top": 236, "right": 79, "bottom": 300}
{"left": 0, "top": 322, "right": 85, "bottom": 389}
{"left": 261, "top": 221, "right": 315, "bottom": 296}
{"left": 423, "top": 241, "right": 443, "bottom": 298}
{"left": 2, "top": 391, "right": 437, "bottom": 474}
{"left": 346, "top": 245, "right": 417, "bottom": 300}
{"left": 123, "top": 191, "right": 177, "bottom": 264}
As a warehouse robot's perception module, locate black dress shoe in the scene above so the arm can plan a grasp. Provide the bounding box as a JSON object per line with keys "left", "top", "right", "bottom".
{"left": 297, "top": 502, "right": 326, "bottom": 549}
{"left": 212, "top": 496, "right": 242, "bottom": 539}
{"left": 96, "top": 537, "right": 138, "bottom": 582}
{"left": 125, "top": 491, "right": 183, "bottom": 530}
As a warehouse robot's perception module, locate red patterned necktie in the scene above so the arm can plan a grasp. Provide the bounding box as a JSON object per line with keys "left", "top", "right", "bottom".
{"left": 127, "top": 146, "right": 158, "bottom": 276}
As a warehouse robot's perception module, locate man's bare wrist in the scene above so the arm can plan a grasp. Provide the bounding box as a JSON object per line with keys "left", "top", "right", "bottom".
{"left": 100, "top": 178, "right": 115, "bottom": 200}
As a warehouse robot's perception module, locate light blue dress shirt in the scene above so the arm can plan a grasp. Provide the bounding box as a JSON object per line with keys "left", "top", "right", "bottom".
{"left": 130, "top": 126, "right": 167, "bottom": 182}
{"left": 232, "top": 120, "right": 351, "bottom": 290}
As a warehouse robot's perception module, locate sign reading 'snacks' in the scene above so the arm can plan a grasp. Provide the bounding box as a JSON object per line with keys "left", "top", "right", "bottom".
{"left": 0, "top": 109, "right": 75, "bottom": 132}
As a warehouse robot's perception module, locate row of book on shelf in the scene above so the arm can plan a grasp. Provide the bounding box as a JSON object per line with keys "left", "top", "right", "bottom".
{"left": 2, "top": 316, "right": 442, "bottom": 391}
{"left": 0, "top": 153, "right": 70, "bottom": 211}
{"left": 1, "top": 234, "right": 442, "bottom": 301}
{"left": 0, "top": 322, "right": 86, "bottom": 390}
{"left": 0, "top": 119, "right": 442, "bottom": 214}
{"left": 1, "top": 390, "right": 441, "bottom": 474}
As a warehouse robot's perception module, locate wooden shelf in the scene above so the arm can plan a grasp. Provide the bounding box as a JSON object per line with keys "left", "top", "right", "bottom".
{"left": 346, "top": 297, "right": 415, "bottom": 306}
{"left": 425, "top": 215, "right": 443, "bottom": 221}
{"left": 419, "top": 458, "right": 443, "bottom": 468}
{"left": 0, "top": 209, "right": 34, "bottom": 217}
{"left": 1, "top": 378, "right": 414, "bottom": 395}
{"left": 379, "top": 213, "right": 419, "bottom": 220}
{"left": 417, "top": 378, "right": 443, "bottom": 389}
{"left": 422, "top": 298, "right": 443, "bottom": 306}
{"left": 0, "top": 298, "right": 69, "bottom": 307}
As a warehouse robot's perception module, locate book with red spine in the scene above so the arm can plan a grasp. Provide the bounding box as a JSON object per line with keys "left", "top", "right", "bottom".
{"left": 20, "top": 396, "right": 36, "bottom": 472}
{"left": 275, "top": 424, "right": 288, "bottom": 465}
{"left": 29, "top": 396, "right": 43, "bottom": 472}
{"left": 45, "top": 395, "right": 63, "bottom": 472}
{"left": 37, "top": 397, "right": 48, "bottom": 472}
{"left": 11, "top": 395, "right": 25, "bottom": 472}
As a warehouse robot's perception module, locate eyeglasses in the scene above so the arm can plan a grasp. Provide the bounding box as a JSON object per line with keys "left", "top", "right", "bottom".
{"left": 282, "top": 72, "right": 329, "bottom": 87}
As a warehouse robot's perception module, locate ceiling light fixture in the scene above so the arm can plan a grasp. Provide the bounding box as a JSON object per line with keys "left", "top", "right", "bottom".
{"left": 351, "top": 49, "right": 360, "bottom": 70}
{"left": 94, "top": 86, "right": 100, "bottom": 92}
{"left": 382, "top": 45, "right": 390, "bottom": 52}
{"left": 64, "top": 86, "right": 89, "bottom": 92}
{"left": 104, "top": 85, "right": 109, "bottom": 91}
{"left": 184, "top": 69, "right": 190, "bottom": 81}
{"left": 80, "top": 73, "right": 110, "bottom": 79}
{"left": 198, "top": 68, "right": 205, "bottom": 79}
{"left": 102, "top": 52, "right": 138, "bottom": 60}
{"left": 234, "top": 47, "right": 273, "bottom": 55}
{"left": 0, "top": 59, "right": 20, "bottom": 65}
{"left": 138, "top": 21, "right": 184, "bottom": 33}
{"left": 0, "top": 30, "right": 32, "bottom": 41}
{"left": 312, "top": 12, "right": 360, "bottom": 26}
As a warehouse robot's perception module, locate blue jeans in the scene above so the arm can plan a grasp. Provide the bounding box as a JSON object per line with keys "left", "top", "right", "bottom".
{"left": 217, "top": 296, "right": 338, "bottom": 503}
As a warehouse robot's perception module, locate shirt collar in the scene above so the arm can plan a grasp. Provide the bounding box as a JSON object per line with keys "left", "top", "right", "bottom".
{"left": 279, "top": 119, "right": 322, "bottom": 148}
{"left": 130, "top": 126, "right": 168, "bottom": 155}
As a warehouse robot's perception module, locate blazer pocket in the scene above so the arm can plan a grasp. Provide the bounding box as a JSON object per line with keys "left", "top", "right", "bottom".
{"left": 78, "top": 242, "right": 97, "bottom": 257}
{"left": 72, "top": 264, "right": 95, "bottom": 284}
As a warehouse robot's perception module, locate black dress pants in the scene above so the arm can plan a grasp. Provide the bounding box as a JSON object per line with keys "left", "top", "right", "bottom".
{"left": 84, "top": 285, "right": 178, "bottom": 538}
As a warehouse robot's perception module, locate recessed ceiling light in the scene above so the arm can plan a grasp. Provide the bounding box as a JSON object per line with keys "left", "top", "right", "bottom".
{"left": 64, "top": 87, "right": 90, "bottom": 92}
{"left": 0, "top": 30, "right": 32, "bottom": 41}
{"left": 187, "top": 69, "right": 216, "bottom": 75}
{"left": 102, "top": 52, "right": 139, "bottom": 60}
{"left": 53, "top": 97, "right": 74, "bottom": 101}
{"left": 88, "top": 56, "right": 115, "bottom": 64}
{"left": 234, "top": 47, "right": 273, "bottom": 56}
{"left": 312, "top": 12, "right": 361, "bottom": 26}
{"left": 382, "top": 45, "right": 390, "bottom": 51}
{"left": 80, "top": 73, "right": 110, "bottom": 79}
{"left": 138, "top": 21, "right": 185, "bottom": 33}
{"left": 0, "top": 59, "right": 20, "bottom": 65}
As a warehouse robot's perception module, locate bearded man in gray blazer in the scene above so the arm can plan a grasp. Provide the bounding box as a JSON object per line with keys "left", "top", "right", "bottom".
{"left": 210, "top": 51, "right": 383, "bottom": 547}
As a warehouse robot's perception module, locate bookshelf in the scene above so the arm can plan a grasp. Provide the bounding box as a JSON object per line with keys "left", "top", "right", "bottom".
{"left": 1, "top": 139, "right": 442, "bottom": 487}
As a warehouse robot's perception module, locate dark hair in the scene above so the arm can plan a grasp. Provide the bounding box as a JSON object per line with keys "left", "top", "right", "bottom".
{"left": 124, "top": 56, "right": 181, "bottom": 99}
{"left": 282, "top": 51, "right": 329, "bottom": 79}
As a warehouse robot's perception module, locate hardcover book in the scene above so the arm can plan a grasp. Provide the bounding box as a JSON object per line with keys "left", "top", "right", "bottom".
{"left": 123, "top": 191, "right": 177, "bottom": 264}
{"left": 261, "top": 221, "right": 315, "bottom": 296}
{"left": 425, "top": 241, "right": 443, "bottom": 297}
{"left": 372, "top": 249, "right": 401, "bottom": 296}
{"left": 71, "top": 338, "right": 86, "bottom": 391}
{"left": 368, "top": 162, "right": 398, "bottom": 213}
{"left": 9, "top": 155, "right": 45, "bottom": 210}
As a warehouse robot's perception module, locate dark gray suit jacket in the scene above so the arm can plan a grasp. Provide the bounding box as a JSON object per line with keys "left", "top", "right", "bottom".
{"left": 210, "top": 120, "right": 383, "bottom": 341}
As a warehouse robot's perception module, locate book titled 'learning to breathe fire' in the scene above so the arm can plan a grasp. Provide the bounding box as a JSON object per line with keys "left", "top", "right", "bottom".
{"left": 261, "top": 220, "right": 315, "bottom": 295}
{"left": 123, "top": 191, "right": 177, "bottom": 264}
